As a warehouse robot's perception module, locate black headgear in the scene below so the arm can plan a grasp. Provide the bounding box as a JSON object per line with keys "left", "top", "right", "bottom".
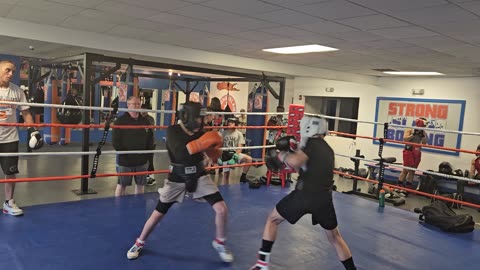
{"left": 476, "top": 144, "right": 480, "bottom": 157}
{"left": 178, "top": 102, "right": 205, "bottom": 132}
{"left": 438, "top": 162, "right": 453, "bottom": 175}
{"left": 226, "top": 117, "right": 239, "bottom": 126}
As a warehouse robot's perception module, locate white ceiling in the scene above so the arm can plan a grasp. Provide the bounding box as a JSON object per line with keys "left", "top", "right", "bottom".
{"left": 2, "top": 0, "right": 480, "bottom": 77}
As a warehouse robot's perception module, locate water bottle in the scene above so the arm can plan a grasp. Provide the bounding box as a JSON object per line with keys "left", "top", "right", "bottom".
{"left": 379, "top": 190, "right": 385, "bottom": 208}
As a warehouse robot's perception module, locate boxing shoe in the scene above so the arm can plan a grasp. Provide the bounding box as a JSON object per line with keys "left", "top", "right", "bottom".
{"left": 127, "top": 238, "right": 145, "bottom": 260}
{"left": 3, "top": 199, "right": 23, "bottom": 216}
{"left": 212, "top": 239, "right": 234, "bottom": 263}
{"left": 250, "top": 251, "right": 270, "bottom": 270}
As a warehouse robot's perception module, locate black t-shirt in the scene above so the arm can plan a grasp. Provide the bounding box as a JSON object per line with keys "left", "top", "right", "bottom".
{"left": 301, "top": 137, "right": 335, "bottom": 194}
{"left": 112, "top": 113, "right": 153, "bottom": 167}
{"left": 166, "top": 124, "right": 205, "bottom": 182}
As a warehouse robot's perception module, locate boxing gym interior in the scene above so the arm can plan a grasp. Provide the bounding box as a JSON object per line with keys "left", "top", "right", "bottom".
{"left": 1, "top": 1, "right": 480, "bottom": 269}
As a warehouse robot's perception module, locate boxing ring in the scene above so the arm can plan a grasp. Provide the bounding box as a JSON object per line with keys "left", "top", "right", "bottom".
{"left": 0, "top": 184, "right": 478, "bottom": 270}
{"left": 1, "top": 98, "right": 480, "bottom": 270}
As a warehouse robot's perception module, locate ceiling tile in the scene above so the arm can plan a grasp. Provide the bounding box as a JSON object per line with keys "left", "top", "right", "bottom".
{"left": 201, "top": 0, "right": 283, "bottom": 15}
{"left": 0, "top": 0, "right": 20, "bottom": 4}
{"left": 108, "top": 25, "right": 162, "bottom": 39}
{"left": 259, "top": 9, "right": 323, "bottom": 25}
{"left": 170, "top": 4, "right": 234, "bottom": 21}
{"left": 295, "top": 21, "right": 356, "bottom": 34}
{"left": 259, "top": 26, "right": 316, "bottom": 37}
{"left": 260, "top": 0, "right": 331, "bottom": 8}
{"left": 147, "top": 12, "right": 208, "bottom": 27}
{"left": 117, "top": 0, "right": 190, "bottom": 11}
{"left": 0, "top": 3, "right": 15, "bottom": 16}
{"left": 162, "top": 27, "right": 218, "bottom": 39}
{"left": 400, "top": 35, "right": 465, "bottom": 50}
{"left": 370, "top": 26, "right": 438, "bottom": 39}
{"left": 59, "top": 15, "right": 116, "bottom": 32}
{"left": 328, "top": 30, "right": 384, "bottom": 42}
{"left": 96, "top": 0, "right": 161, "bottom": 19}
{"left": 127, "top": 19, "right": 184, "bottom": 32}
{"left": 228, "top": 30, "right": 282, "bottom": 41}
{"left": 392, "top": 4, "right": 478, "bottom": 25}
{"left": 218, "top": 16, "right": 278, "bottom": 30}
{"left": 79, "top": 9, "right": 137, "bottom": 24}
{"left": 456, "top": 1, "right": 480, "bottom": 16}
{"left": 47, "top": 0, "right": 105, "bottom": 8}
{"left": 350, "top": 0, "right": 447, "bottom": 13}
{"left": 335, "top": 14, "right": 410, "bottom": 30}
{"left": 359, "top": 39, "right": 412, "bottom": 49}
{"left": 170, "top": 5, "right": 278, "bottom": 29}
{"left": 7, "top": 6, "right": 70, "bottom": 25}
{"left": 189, "top": 22, "right": 247, "bottom": 34}
{"left": 17, "top": 0, "right": 84, "bottom": 15}
{"left": 294, "top": 0, "right": 377, "bottom": 20}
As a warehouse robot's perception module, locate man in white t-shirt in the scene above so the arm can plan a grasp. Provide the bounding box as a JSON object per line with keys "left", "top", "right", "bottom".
{"left": 0, "top": 59, "right": 43, "bottom": 216}
{"left": 221, "top": 117, "right": 252, "bottom": 184}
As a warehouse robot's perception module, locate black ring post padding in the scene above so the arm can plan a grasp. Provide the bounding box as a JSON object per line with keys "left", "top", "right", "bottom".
{"left": 90, "top": 96, "right": 119, "bottom": 178}
{"left": 376, "top": 123, "right": 389, "bottom": 196}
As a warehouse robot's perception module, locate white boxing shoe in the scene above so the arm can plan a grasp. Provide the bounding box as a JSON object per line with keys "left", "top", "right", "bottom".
{"left": 3, "top": 200, "right": 23, "bottom": 216}
{"left": 212, "top": 239, "right": 234, "bottom": 263}
{"left": 250, "top": 251, "right": 270, "bottom": 270}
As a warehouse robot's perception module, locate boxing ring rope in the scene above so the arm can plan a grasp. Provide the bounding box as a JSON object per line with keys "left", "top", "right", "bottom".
{"left": 334, "top": 170, "right": 480, "bottom": 209}
{"left": 3, "top": 99, "right": 478, "bottom": 210}
{"left": 309, "top": 111, "right": 480, "bottom": 209}
{"left": 306, "top": 112, "right": 480, "bottom": 136}
{"left": 336, "top": 153, "right": 480, "bottom": 185}
{"left": 0, "top": 99, "right": 280, "bottom": 188}
{"left": 0, "top": 101, "right": 288, "bottom": 116}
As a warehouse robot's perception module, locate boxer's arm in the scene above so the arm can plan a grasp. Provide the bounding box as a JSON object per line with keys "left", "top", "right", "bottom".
{"left": 279, "top": 150, "right": 309, "bottom": 170}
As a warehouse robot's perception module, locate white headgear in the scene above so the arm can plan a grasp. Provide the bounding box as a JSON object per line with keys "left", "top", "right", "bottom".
{"left": 299, "top": 115, "right": 328, "bottom": 148}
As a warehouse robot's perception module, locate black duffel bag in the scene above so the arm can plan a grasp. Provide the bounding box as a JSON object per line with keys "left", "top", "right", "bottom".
{"left": 415, "top": 200, "right": 475, "bottom": 233}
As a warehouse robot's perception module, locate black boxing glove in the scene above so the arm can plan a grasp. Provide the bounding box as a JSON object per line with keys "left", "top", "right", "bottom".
{"left": 28, "top": 127, "right": 44, "bottom": 150}
{"left": 275, "top": 136, "right": 298, "bottom": 152}
{"left": 413, "top": 129, "right": 425, "bottom": 138}
{"left": 265, "top": 148, "right": 283, "bottom": 172}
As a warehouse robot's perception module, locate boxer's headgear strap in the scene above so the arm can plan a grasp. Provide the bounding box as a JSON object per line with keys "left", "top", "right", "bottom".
{"left": 178, "top": 102, "right": 205, "bottom": 132}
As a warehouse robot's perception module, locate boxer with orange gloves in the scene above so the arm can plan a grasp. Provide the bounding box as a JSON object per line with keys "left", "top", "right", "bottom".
{"left": 126, "top": 102, "right": 233, "bottom": 263}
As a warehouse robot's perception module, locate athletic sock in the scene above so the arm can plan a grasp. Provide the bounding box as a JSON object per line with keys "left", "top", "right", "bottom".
{"left": 260, "top": 239, "right": 274, "bottom": 253}
{"left": 341, "top": 257, "right": 356, "bottom": 270}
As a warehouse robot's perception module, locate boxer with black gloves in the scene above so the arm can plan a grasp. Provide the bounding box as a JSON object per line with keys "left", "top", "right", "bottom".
{"left": 126, "top": 102, "right": 233, "bottom": 264}
{"left": 251, "top": 115, "right": 357, "bottom": 270}
{"left": 0, "top": 59, "right": 43, "bottom": 216}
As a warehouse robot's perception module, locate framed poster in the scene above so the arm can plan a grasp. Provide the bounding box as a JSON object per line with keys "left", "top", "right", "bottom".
{"left": 373, "top": 97, "right": 466, "bottom": 156}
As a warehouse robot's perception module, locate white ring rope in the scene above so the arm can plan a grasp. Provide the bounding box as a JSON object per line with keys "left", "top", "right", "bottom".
{"left": 0, "top": 101, "right": 288, "bottom": 116}
{"left": 335, "top": 153, "right": 480, "bottom": 184}
{"left": 305, "top": 112, "right": 480, "bottom": 136}
{"left": 0, "top": 145, "right": 274, "bottom": 157}
{"left": 4, "top": 99, "right": 478, "bottom": 136}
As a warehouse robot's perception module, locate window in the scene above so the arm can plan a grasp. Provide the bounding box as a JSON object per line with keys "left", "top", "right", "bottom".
{"left": 305, "top": 96, "right": 359, "bottom": 137}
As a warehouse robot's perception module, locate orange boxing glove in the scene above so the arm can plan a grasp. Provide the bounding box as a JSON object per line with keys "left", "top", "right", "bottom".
{"left": 186, "top": 131, "right": 223, "bottom": 155}
{"left": 205, "top": 147, "right": 221, "bottom": 161}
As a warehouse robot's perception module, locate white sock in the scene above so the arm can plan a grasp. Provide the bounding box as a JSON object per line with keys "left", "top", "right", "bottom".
{"left": 216, "top": 237, "right": 226, "bottom": 243}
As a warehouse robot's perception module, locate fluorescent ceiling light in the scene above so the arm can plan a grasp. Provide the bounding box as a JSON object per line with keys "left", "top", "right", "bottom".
{"left": 262, "top": 44, "right": 338, "bottom": 54}
{"left": 382, "top": 71, "right": 444, "bottom": 76}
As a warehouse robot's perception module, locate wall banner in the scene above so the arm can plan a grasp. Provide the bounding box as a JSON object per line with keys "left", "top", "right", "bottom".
{"left": 373, "top": 97, "right": 466, "bottom": 156}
